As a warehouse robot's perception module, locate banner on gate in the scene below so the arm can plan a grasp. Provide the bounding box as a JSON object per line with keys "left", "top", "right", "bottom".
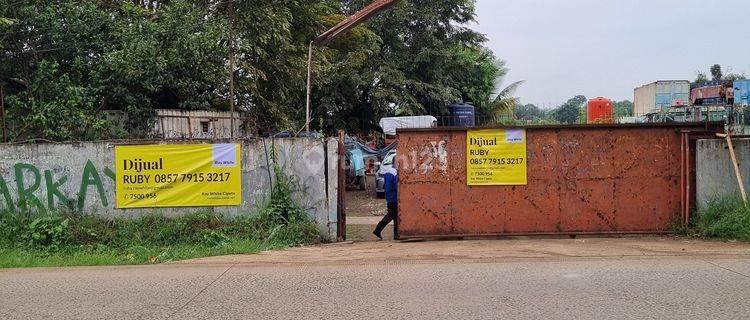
{"left": 115, "top": 144, "right": 242, "bottom": 208}
{"left": 466, "top": 129, "right": 527, "bottom": 186}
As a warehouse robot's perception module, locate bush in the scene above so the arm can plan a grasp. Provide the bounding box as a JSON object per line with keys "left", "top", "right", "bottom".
{"left": 693, "top": 196, "right": 750, "bottom": 241}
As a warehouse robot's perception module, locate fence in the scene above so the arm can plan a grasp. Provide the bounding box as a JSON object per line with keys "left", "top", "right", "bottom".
{"left": 154, "top": 112, "right": 258, "bottom": 140}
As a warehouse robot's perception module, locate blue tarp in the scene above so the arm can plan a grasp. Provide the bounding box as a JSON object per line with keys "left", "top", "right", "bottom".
{"left": 344, "top": 136, "right": 396, "bottom": 158}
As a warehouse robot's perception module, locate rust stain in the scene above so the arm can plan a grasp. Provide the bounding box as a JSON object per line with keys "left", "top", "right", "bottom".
{"left": 396, "top": 124, "right": 720, "bottom": 238}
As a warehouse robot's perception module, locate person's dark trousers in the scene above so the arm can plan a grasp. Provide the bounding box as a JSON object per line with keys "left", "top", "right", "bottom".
{"left": 374, "top": 202, "right": 398, "bottom": 239}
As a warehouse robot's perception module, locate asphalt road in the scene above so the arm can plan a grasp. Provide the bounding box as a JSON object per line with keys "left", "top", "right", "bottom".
{"left": 2, "top": 238, "right": 750, "bottom": 319}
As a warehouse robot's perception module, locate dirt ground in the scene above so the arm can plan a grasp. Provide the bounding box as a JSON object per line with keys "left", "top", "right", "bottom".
{"left": 182, "top": 237, "right": 750, "bottom": 267}
{"left": 345, "top": 174, "right": 391, "bottom": 241}
{"left": 346, "top": 174, "right": 386, "bottom": 217}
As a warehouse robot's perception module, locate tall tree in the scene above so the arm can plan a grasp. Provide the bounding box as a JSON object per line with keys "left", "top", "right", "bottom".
{"left": 314, "top": 0, "right": 498, "bottom": 133}
{"left": 554, "top": 95, "right": 586, "bottom": 124}
{"left": 710, "top": 64, "right": 723, "bottom": 81}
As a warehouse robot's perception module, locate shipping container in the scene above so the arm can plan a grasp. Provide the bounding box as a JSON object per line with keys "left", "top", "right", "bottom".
{"left": 734, "top": 79, "right": 750, "bottom": 106}
{"left": 634, "top": 81, "right": 690, "bottom": 116}
{"left": 587, "top": 97, "right": 613, "bottom": 124}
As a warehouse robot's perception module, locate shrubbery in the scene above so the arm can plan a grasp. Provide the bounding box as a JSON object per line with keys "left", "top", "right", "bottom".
{"left": 0, "top": 164, "right": 323, "bottom": 267}
{"left": 693, "top": 196, "right": 750, "bottom": 241}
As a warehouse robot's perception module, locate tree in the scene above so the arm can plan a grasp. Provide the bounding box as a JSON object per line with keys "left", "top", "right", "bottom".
{"left": 695, "top": 72, "right": 709, "bottom": 83}
{"left": 513, "top": 104, "right": 543, "bottom": 122}
{"left": 314, "top": 0, "right": 500, "bottom": 133}
{"left": 553, "top": 95, "right": 586, "bottom": 124}
{"left": 724, "top": 73, "right": 746, "bottom": 81}
{"left": 710, "top": 64, "right": 723, "bottom": 81}
{"left": 613, "top": 100, "right": 634, "bottom": 118}
{"left": 486, "top": 59, "right": 524, "bottom": 123}
{"left": 1, "top": 0, "right": 510, "bottom": 139}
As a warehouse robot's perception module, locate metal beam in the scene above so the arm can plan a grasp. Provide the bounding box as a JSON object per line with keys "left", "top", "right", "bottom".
{"left": 305, "top": 0, "right": 400, "bottom": 132}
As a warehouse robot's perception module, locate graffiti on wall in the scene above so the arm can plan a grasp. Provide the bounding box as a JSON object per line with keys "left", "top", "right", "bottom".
{"left": 0, "top": 161, "right": 114, "bottom": 212}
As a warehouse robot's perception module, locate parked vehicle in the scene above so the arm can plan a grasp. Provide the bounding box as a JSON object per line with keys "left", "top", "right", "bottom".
{"left": 375, "top": 151, "right": 396, "bottom": 198}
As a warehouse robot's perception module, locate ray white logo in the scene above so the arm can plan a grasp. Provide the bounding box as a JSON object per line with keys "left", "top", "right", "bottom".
{"left": 505, "top": 130, "right": 524, "bottom": 143}
{"left": 212, "top": 144, "right": 237, "bottom": 167}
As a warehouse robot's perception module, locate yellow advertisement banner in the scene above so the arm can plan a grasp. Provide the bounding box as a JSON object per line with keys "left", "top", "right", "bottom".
{"left": 115, "top": 144, "right": 242, "bottom": 208}
{"left": 467, "top": 129, "right": 527, "bottom": 186}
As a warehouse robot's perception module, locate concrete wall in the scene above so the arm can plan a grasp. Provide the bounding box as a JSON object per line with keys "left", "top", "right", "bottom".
{"left": 697, "top": 138, "right": 750, "bottom": 211}
{"left": 0, "top": 138, "right": 339, "bottom": 238}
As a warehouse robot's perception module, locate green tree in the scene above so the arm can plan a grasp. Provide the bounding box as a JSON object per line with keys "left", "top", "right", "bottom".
{"left": 554, "top": 95, "right": 586, "bottom": 124}
{"left": 724, "top": 73, "right": 746, "bottom": 81}
{"left": 711, "top": 64, "right": 723, "bottom": 81}
{"left": 513, "top": 104, "right": 543, "bottom": 122}
{"left": 314, "top": 0, "right": 499, "bottom": 133}
{"left": 614, "top": 100, "right": 634, "bottom": 118}
{"left": 695, "top": 72, "right": 709, "bottom": 83}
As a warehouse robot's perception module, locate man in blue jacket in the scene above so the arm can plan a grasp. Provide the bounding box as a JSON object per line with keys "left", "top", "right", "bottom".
{"left": 373, "top": 157, "right": 398, "bottom": 240}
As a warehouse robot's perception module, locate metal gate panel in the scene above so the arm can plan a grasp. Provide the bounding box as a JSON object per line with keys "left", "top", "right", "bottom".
{"left": 396, "top": 124, "right": 719, "bottom": 239}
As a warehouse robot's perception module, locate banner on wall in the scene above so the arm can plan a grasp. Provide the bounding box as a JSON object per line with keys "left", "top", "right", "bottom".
{"left": 115, "top": 144, "right": 242, "bottom": 208}
{"left": 466, "top": 129, "right": 527, "bottom": 186}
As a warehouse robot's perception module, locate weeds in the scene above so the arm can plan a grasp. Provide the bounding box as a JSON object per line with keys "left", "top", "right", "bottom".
{"left": 0, "top": 163, "right": 324, "bottom": 268}
{"left": 693, "top": 196, "right": 750, "bottom": 241}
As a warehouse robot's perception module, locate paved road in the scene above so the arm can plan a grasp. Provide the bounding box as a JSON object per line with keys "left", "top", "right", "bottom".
{"left": 2, "top": 238, "right": 750, "bottom": 319}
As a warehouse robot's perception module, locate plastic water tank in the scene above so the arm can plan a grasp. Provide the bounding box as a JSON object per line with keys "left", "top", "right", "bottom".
{"left": 587, "top": 97, "right": 613, "bottom": 124}
{"left": 447, "top": 103, "right": 476, "bottom": 127}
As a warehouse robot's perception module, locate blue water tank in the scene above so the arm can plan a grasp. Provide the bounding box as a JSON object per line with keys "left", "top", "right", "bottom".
{"left": 447, "top": 103, "right": 476, "bottom": 127}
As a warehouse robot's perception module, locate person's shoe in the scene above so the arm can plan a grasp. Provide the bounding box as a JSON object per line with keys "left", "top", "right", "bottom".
{"left": 373, "top": 230, "right": 383, "bottom": 240}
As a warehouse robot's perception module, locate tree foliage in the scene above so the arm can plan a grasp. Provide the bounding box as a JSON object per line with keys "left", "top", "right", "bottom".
{"left": 1, "top": 0, "right": 506, "bottom": 140}
{"left": 553, "top": 95, "right": 586, "bottom": 124}
{"left": 710, "top": 64, "right": 723, "bottom": 81}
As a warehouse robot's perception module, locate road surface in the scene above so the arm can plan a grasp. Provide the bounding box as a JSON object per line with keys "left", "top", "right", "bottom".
{"left": 1, "top": 238, "right": 750, "bottom": 319}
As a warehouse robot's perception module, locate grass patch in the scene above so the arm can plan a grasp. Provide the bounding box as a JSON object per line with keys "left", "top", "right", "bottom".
{"left": 693, "top": 196, "right": 750, "bottom": 241}
{"left": 0, "top": 161, "right": 325, "bottom": 268}
{"left": 0, "top": 210, "right": 323, "bottom": 268}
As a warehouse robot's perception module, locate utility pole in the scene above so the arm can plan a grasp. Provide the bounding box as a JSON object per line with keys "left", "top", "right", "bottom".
{"left": 304, "top": 0, "right": 400, "bottom": 132}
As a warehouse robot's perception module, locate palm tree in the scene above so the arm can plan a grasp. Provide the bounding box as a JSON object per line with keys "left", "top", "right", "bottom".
{"left": 486, "top": 60, "right": 524, "bottom": 123}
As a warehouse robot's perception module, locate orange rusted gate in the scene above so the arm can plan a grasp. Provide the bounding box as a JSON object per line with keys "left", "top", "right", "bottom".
{"left": 395, "top": 123, "right": 721, "bottom": 239}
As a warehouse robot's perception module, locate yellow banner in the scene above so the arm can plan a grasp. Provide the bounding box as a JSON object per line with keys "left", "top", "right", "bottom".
{"left": 115, "top": 144, "right": 242, "bottom": 208}
{"left": 467, "top": 129, "right": 527, "bottom": 185}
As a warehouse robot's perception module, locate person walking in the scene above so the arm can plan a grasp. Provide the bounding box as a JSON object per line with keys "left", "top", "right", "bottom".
{"left": 373, "top": 157, "right": 398, "bottom": 240}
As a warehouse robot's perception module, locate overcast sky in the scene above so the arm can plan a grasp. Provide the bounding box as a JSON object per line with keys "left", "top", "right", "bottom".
{"left": 472, "top": 0, "right": 750, "bottom": 108}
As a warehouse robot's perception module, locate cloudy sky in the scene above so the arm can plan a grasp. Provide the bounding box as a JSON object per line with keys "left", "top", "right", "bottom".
{"left": 472, "top": 0, "right": 750, "bottom": 108}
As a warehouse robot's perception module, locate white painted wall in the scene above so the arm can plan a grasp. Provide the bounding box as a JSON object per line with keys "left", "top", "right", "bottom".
{"left": 0, "top": 138, "right": 339, "bottom": 238}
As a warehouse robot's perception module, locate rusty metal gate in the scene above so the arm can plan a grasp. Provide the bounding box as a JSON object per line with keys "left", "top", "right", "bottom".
{"left": 395, "top": 123, "right": 721, "bottom": 239}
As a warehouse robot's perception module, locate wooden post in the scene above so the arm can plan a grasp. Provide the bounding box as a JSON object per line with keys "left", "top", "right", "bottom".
{"left": 718, "top": 133, "right": 748, "bottom": 203}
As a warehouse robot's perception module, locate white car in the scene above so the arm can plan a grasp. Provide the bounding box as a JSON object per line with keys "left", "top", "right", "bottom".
{"left": 375, "top": 151, "right": 396, "bottom": 198}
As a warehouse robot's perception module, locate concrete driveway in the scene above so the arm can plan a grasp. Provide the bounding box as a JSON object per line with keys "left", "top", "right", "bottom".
{"left": 1, "top": 238, "right": 750, "bottom": 319}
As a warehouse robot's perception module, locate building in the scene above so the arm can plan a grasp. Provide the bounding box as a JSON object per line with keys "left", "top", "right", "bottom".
{"left": 634, "top": 80, "right": 690, "bottom": 116}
